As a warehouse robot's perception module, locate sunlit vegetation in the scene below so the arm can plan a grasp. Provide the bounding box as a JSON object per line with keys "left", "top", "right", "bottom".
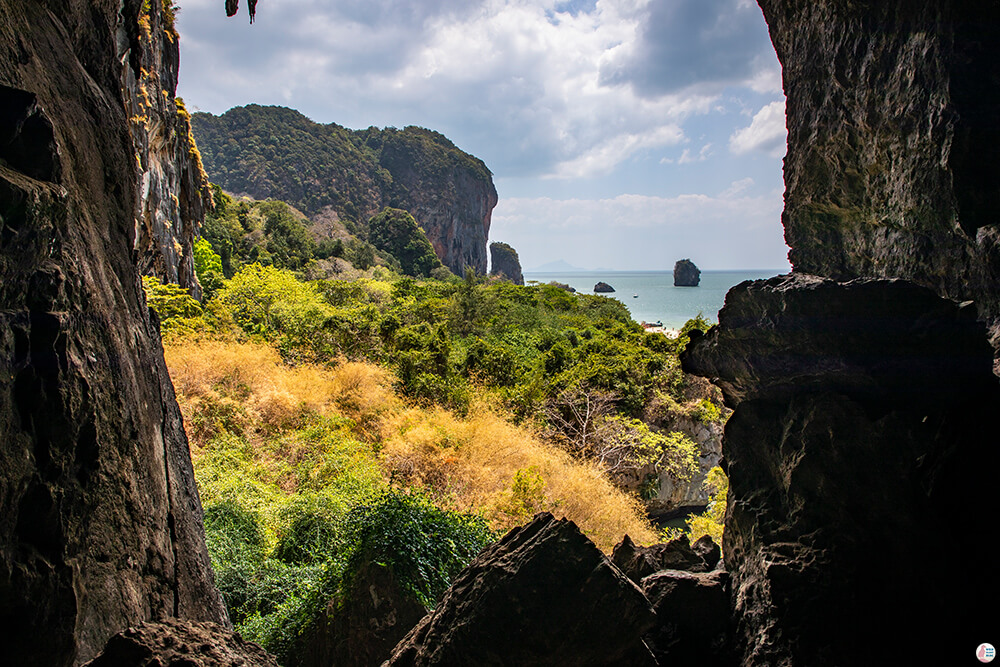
{"left": 149, "top": 232, "right": 725, "bottom": 661}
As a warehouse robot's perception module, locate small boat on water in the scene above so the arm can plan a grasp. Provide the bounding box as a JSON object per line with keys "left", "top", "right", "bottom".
{"left": 632, "top": 293, "right": 638, "bottom": 298}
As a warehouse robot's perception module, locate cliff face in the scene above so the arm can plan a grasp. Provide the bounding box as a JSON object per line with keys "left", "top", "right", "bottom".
{"left": 124, "top": 3, "right": 212, "bottom": 298}
{"left": 191, "top": 107, "right": 497, "bottom": 275}
{"left": 0, "top": 2, "right": 226, "bottom": 666}
{"left": 761, "top": 0, "right": 1000, "bottom": 321}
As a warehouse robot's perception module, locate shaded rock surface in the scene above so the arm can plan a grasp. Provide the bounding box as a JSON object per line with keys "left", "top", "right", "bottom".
{"left": 673, "top": 259, "right": 700, "bottom": 286}
{"left": 303, "top": 561, "right": 428, "bottom": 667}
{"left": 642, "top": 569, "right": 732, "bottom": 667}
{"left": 489, "top": 241, "right": 523, "bottom": 285}
{"left": 759, "top": 0, "right": 1000, "bottom": 325}
{"left": 192, "top": 107, "right": 497, "bottom": 275}
{"left": 384, "top": 513, "right": 657, "bottom": 666}
{"left": 0, "top": 1, "right": 227, "bottom": 665}
{"left": 683, "top": 273, "right": 1000, "bottom": 664}
{"left": 83, "top": 619, "right": 277, "bottom": 667}
{"left": 593, "top": 281, "right": 615, "bottom": 293}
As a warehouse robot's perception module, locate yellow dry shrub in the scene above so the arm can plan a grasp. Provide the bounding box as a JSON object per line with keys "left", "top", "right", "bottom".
{"left": 379, "top": 402, "right": 658, "bottom": 551}
{"left": 164, "top": 340, "right": 398, "bottom": 445}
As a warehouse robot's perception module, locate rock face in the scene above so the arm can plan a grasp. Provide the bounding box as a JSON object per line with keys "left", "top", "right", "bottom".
{"left": 384, "top": 513, "right": 657, "bottom": 666}
{"left": 192, "top": 107, "right": 498, "bottom": 275}
{"left": 83, "top": 619, "right": 278, "bottom": 667}
{"left": 303, "top": 561, "right": 428, "bottom": 667}
{"left": 641, "top": 569, "right": 732, "bottom": 667}
{"left": 0, "top": 2, "right": 227, "bottom": 665}
{"left": 683, "top": 273, "right": 1000, "bottom": 664}
{"left": 758, "top": 0, "right": 1000, "bottom": 324}
{"left": 489, "top": 241, "right": 523, "bottom": 285}
{"left": 124, "top": 5, "right": 212, "bottom": 298}
{"left": 612, "top": 534, "right": 720, "bottom": 584}
{"left": 593, "top": 281, "right": 615, "bottom": 293}
{"left": 673, "top": 259, "right": 700, "bottom": 286}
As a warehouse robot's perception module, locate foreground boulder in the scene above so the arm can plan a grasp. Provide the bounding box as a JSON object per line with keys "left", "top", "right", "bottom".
{"left": 642, "top": 570, "right": 732, "bottom": 666}
{"left": 384, "top": 513, "right": 657, "bottom": 666}
{"left": 683, "top": 273, "right": 1000, "bottom": 665}
{"left": 303, "top": 561, "right": 428, "bottom": 667}
{"left": 83, "top": 619, "right": 277, "bottom": 667}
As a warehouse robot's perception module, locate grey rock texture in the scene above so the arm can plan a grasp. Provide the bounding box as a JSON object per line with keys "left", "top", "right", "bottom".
{"left": 593, "top": 281, "right": 615, "bottom": 293}
{"left": 489, "top": 241, "right": 523, "bottom": 285}
{"left": 124, "top": 6, "right": 212, "bottom": 299}
{"left": 673, "top": 259, "right": 700, "bottom": 286}
{"left": 0, "top": 1, "right": 227, "bottom": 666}
{"left": 83, "top": 619, "right": 278, "bottom": 667}
{"left": 384, "top": 513, "right": 657, "bottom": 666}
{"left": 683, "top": 273, "right": 1000, "bottom": 665}
{"left": 759, "top": 0, "right": 1000, "bottom": 324}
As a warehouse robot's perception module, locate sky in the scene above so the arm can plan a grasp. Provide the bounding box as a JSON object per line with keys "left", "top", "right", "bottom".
{"left": 175, "top": 0, "right": 790, "bottom": 271}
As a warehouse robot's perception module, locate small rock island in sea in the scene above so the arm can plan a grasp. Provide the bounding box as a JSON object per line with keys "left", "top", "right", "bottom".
{"left": 673, "top": 259, "right": 701, "bottom": 287}
{"left": 594, "top": 281, "right": 615, "bottom": 293}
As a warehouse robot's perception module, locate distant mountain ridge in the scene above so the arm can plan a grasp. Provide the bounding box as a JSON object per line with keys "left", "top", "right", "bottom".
{"left": 191, "top": 105, "right": 497, "bottom": 274}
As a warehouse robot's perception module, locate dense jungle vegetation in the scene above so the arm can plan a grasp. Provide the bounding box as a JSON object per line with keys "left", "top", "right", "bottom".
{"left": 146, "top": 193, "right": 727, "bottom": 664}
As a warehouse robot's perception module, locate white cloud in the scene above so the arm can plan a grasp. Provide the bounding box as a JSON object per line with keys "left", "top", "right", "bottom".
{"left": 729, "top": 101, "right": 786, "bottom": 157}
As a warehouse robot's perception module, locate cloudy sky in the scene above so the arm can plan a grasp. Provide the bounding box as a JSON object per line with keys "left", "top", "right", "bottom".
{"left": 176, "top": 0, "right": 790, "bottom": 271}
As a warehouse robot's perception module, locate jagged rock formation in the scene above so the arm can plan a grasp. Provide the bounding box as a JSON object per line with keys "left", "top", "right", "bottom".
{"left": 191, "top": 106, "right": 497, "bottom": 275}
{"left": 83, "top": 619, "right": 277, "bottom": 667}
{"left": 673, "top": 259, "right": 700, "bottom": 287}
{"left": 0, "top": 1, "right": 227, "bottom": 665}
{"left": 489, "top": 241, "right": 523, "bottom": 285}
{"left": 384, "top": 513, "right": 658, "bottom": 666}
{"left": 683, "top": 273, "right": 1000, "bottom": 664}
{"left": 124, "top": 2, "right": 212, "bottom": 298}
{"left": 612, "top": 534, "right": 720, "bottom": 584}
{"left": 593, "top": 281, "right": 615, "bottom": 293}
{"left": 759, "top": 0, "right": 1000, "bottom": 325}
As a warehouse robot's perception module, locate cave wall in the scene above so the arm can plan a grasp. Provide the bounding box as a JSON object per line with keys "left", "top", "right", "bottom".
{"left": 0, "top": 1, "right": 226, "bottom": 665}
{"left": 761, "top": 0, "right": 1000, "bottom": 321}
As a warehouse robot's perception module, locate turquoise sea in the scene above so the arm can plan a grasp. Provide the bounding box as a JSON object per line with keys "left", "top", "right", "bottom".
{"left": 522, "top": 270, "right": 786, "bottom": 329}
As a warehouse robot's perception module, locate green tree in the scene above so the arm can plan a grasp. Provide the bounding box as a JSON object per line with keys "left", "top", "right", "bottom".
{"left": 367, "top": 207, "right": 443, "bottom": 277}
{"left": 193, "top": 237, "right": 225, "bottom": 300}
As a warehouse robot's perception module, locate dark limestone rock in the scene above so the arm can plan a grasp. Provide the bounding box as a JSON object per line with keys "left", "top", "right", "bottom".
{"left": 758, "top": 0, "right": 1000, "bottom": 325}
{"left": 642, "top": 570, "right": 733, "bottom": 667}
{"left": 691, "top": 534, "right": 721, "bottom": 571}
{"left": 611, "top": 534, "right": 717, "bottom": 584}
{"left": 489, "top": 241, "right": 523, "bottom": 285}
{"left": 384, "top": 513, "right": 657, "bottom": 666}
{"left": 1, "top": 2, "right": 227, "bottom": 665}
{"left": 673, "top": 259, "right": 700, "bottom": 287}
{"left": 303, "top": 561, "right": 428, "bottom": 667}
{"left": 682, "top": 273, "right": 1000, "bottom": 665}
{"left": 593, "top": 281, "right": 615, "bottom": 293}
{"left": 548, "top": 281, "right": 576, "bottom": 293}
{"left": 83, "top": 619, "right": 278, "bottom": 667}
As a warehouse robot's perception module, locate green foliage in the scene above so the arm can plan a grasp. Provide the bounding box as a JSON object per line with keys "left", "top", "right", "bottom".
{"left": 498, "top": 466, "right": 547, "bottom": 522}
{"left": 193, "top": 237, "right": 225, "bottom": 300}
{"left": 142, "top": 276, "right": 206, "bottom": 337}
{"left": 687, "top": 466, "right": 727, "bottom": 546}
{"left": 692, "top": 398, "right": 723, "bottom": 424}
{"left": 340, "top": 492, "right": 494, "bottom": 608}
{"left": 368, "top": 207, "right": 443, "bottom": 277}
{"left": 214, "top": 264, "right": 333, "bottom": 359}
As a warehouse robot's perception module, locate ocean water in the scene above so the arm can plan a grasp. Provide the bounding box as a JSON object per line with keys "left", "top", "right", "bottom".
{"left": 522, "top": 270, "right": 785, "bottom": 329}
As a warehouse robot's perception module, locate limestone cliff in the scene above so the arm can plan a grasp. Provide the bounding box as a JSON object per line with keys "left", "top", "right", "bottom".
{"left": 0, "top": 2, "right": 226, "bottom": 666}
{"left": 760, "top": 0, "right": 1000, "bottom": 322}
{"left": 123, "top": 3, "right": 212, "bottom": 298}
{"left": 489, "top": 241, "right": 524, "bottom": 285}
{"left": 191, "top": 106, "right": 497, "bottom": 275}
